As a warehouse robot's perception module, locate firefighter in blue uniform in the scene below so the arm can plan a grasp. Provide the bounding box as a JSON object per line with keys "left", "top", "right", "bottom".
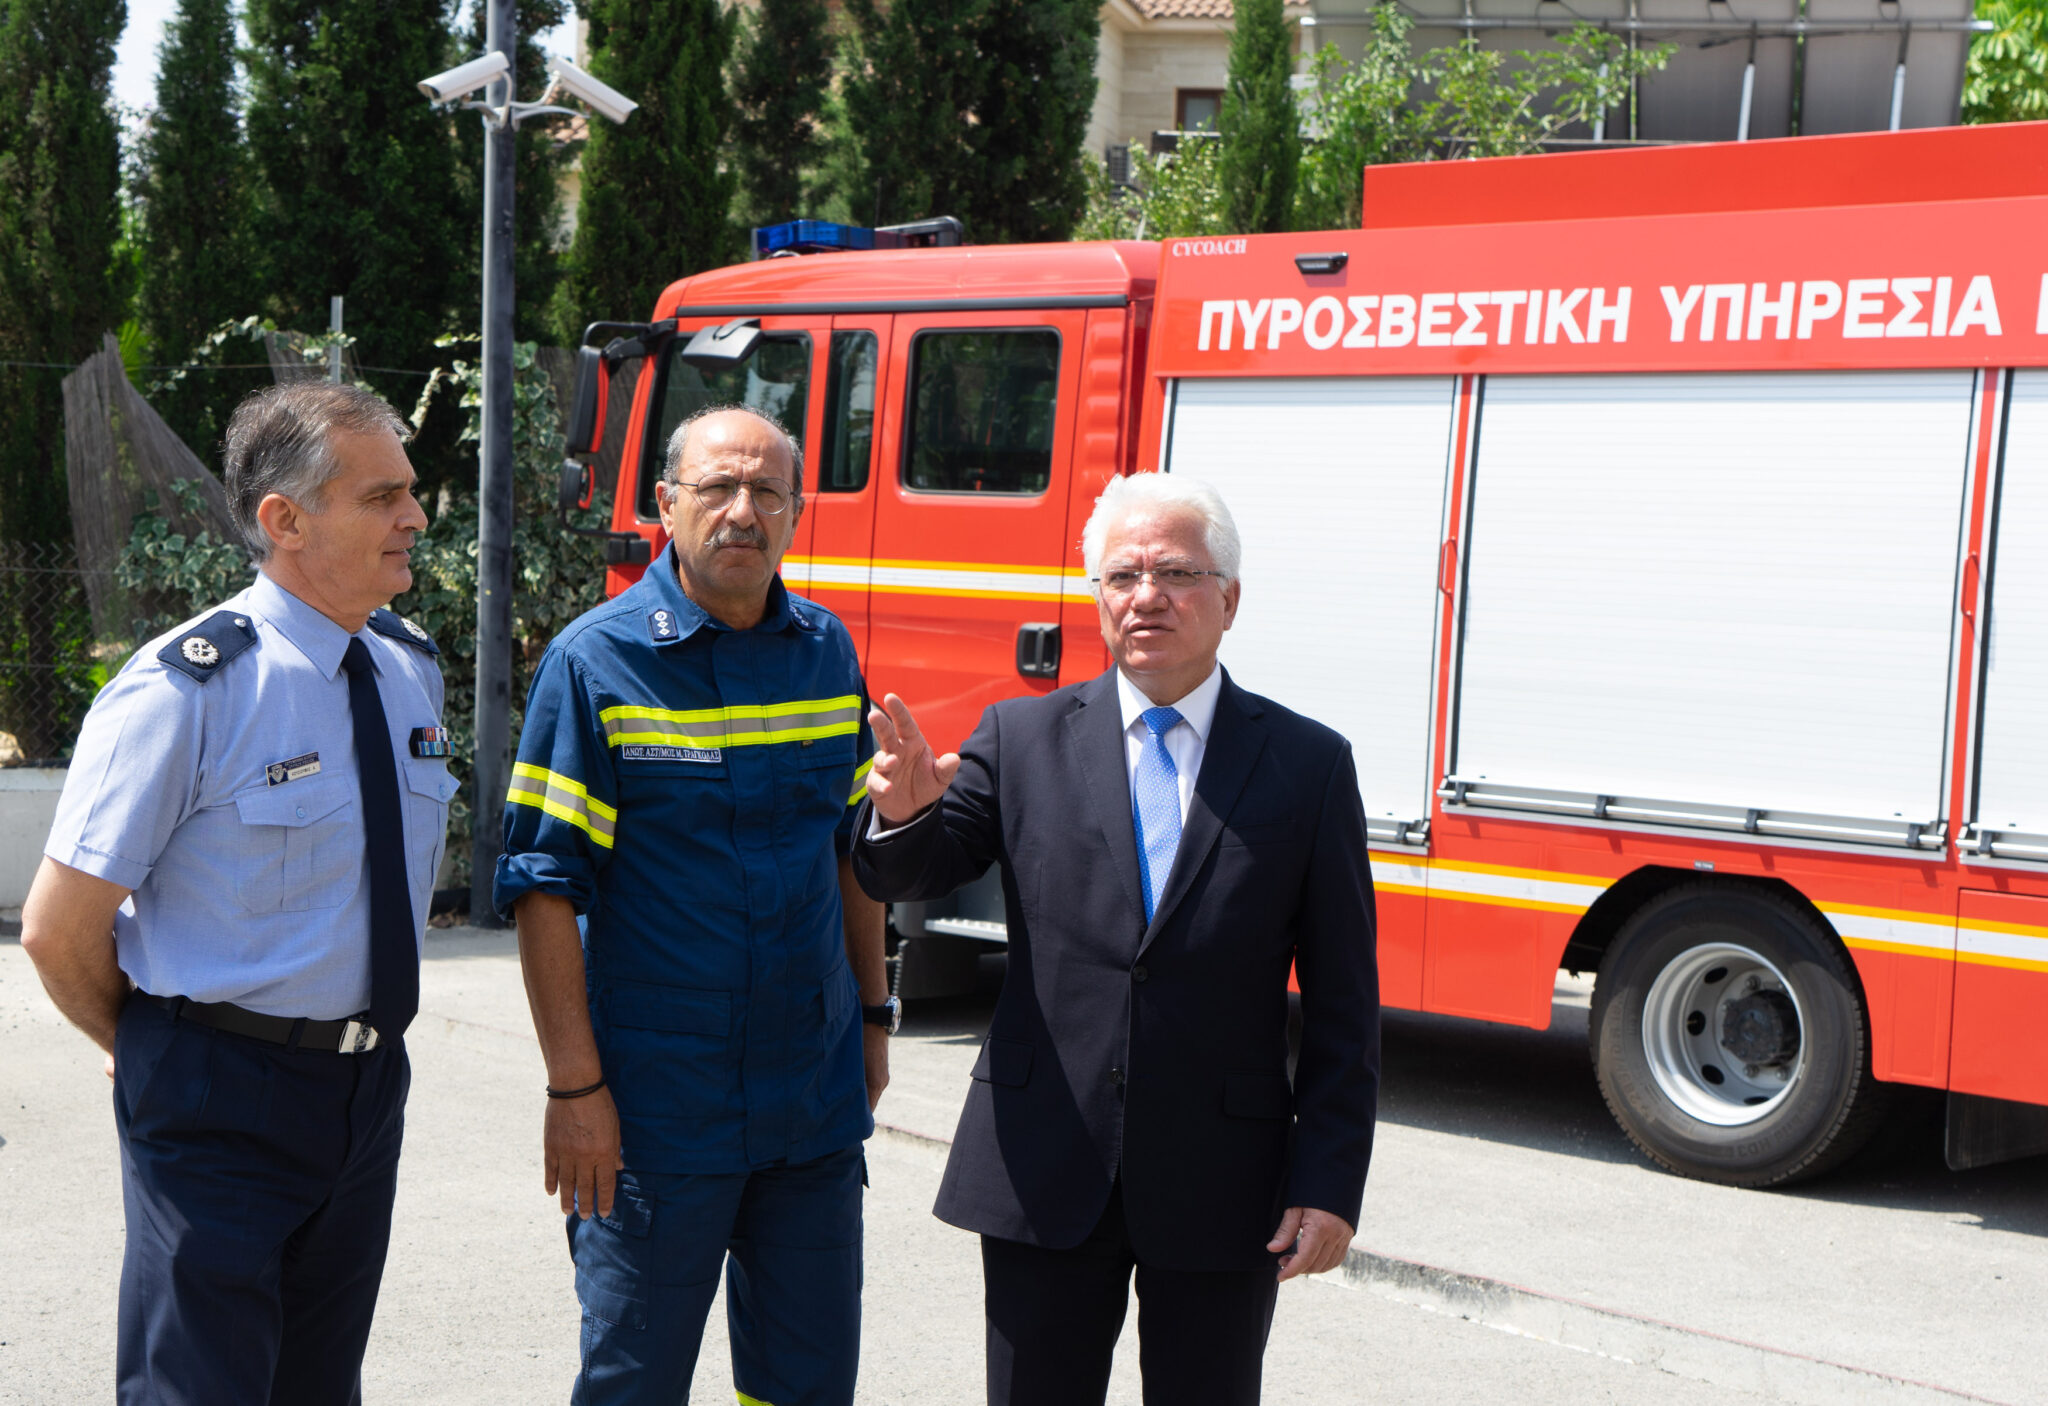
{"left": 497, "top": 405, "right": 893, "bottom": 1406}
{"left": 21, "top": 383, "right": 450, "bottom": 1406}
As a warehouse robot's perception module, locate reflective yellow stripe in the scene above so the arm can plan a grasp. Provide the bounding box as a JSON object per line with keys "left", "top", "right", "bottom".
{"left": 506, "top": 763, "right": 617, "bottom": 849}
{"left": 847, "top": 757, "right": 873, "bottom": 806}
{"left": 598, "top": 695, "right": 862, "bottom": 750}
{"left": 735, "top": 1393, "right": 777, "bottom": 1406}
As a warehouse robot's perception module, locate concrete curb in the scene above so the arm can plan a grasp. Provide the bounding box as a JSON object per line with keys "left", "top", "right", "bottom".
{"left": 1335, "top": 1247, "right": 2010, "bottom": 1406}
{"left": 870, "top": 1122, "right": 2005, "bottom": 1406}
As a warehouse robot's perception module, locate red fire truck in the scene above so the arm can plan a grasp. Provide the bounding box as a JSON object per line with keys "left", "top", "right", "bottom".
{"left": 557, "top": 121, "right": 2048, "bottom": 1186}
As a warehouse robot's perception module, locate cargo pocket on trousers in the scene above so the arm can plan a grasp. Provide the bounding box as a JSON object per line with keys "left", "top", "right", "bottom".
{"left": 571, "top": 1173, "right": 653, "bottom": 1330}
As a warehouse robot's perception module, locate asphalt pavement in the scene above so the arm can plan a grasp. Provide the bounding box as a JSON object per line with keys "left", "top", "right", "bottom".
{"left": 2, "top": 925, "right": 2043, "bottom": 1404}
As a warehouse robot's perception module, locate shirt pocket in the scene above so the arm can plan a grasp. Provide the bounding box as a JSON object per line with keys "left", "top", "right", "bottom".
{"left": 403, "top": 759, "right": 458, "bottom": 899}
{"left": 233, "top": 775, "right": 361, "bottom": 914}
{"left": 793, "top": 734, "right": 859, "bottom": 813}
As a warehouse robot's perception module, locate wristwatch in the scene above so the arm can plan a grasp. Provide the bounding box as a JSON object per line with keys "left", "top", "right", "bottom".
{"left": 862, "top": 996, "right": 901, "bottom": 1034}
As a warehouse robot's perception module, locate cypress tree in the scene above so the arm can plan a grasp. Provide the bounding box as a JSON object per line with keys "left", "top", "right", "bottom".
{"left": 244, "top": 0, "right": 471, "bottom": 377}
{"left": 136, "top": 0, "right": 254, "bottom": 463}
{"left": 554, "top": 0, "right": 738, "bottom": 340}
{"left": 1217, "top": 0, "right": 1299, "bottom": 234}
{"left": 969, "top": 0, "right": 1098, "bottom": 243}
{"left": 841, "top": 0, "right": 979, "bottom": 230}
{"left": 730, "top": 0, "right": 832, "bottom": 227}
{"left": 0, "top": 0, "right": 126, "bottom": 545}
{"left": 841, "top": 0, "right": 1097, "bottom": 243}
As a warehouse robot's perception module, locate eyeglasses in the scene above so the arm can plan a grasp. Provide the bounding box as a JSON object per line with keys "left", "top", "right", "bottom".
{"left": 671, "top": 475, "right": 796, "bottom": 516}
{"left": 1091, "top": 567, "right": 1227, "bottom": 595}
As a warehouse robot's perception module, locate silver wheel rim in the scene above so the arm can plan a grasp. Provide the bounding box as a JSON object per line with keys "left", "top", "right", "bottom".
{"left": 1641, "top": 942, "right": 1806, "bottom": 1127}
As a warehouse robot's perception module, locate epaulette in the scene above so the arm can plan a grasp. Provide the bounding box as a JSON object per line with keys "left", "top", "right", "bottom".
{"left": 789, "top": 600, "right": 817, "bottom": 633}
{"left": 158, "top": 611, "right": 258, "bottom": 683}
{"left": 368, "top": 608, "right": 439, "bottom": 656}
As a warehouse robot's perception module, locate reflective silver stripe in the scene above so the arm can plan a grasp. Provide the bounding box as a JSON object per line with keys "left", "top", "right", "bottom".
{"left": 599, "top": 696, "right": 863, "bottom": 749}
{"left": 507, "top": 763, "right": 618, "bottom": 849}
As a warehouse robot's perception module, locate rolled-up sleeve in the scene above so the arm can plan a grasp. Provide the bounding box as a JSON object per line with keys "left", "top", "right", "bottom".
{"left": 45, "top": 662, "right": 204, "bottom": 892}
{"left": 495, "top": 648, "right": 617, "bottom": 918}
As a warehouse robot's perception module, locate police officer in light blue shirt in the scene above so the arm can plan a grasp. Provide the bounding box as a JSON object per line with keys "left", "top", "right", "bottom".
{"left": 22, "top": 381, "right": 452, "bottom": 1406}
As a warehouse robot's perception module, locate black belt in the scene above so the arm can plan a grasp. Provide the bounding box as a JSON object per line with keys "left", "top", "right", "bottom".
{"left": 144, "top": 993, "right": 385, "bottom": 1053}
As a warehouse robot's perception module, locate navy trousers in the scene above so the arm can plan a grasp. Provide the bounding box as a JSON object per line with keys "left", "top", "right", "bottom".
{"left": 981, "top": 1179, "right": 1280, "bottom": 1406}
{"left": 568, "top": 1145, "right": 865, "bottom": 1406}
{"left": 112, "top": 992, "right": 410, "bottom": 1406}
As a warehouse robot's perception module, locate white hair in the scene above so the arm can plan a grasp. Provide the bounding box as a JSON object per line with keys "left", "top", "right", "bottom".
{"left": 1081, "top": 474, "right": 1242, "bottom": 586}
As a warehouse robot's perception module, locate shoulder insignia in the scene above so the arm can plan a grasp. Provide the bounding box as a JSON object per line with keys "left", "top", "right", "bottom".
{"left": 789, "top": 602, "right": 816, "bottom": 632}
{"left": 158, "top": 610, "right": 258, "bottom": 683}
{"left": 647, "top": 607, "right": 681, "bottom": 643}
{"left": 368, "top": 609, "right": 439, "bottom": 656}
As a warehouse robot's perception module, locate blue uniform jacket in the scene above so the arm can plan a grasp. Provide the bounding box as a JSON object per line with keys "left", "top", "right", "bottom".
{"left": 494, "top": 545, "right": 875, "bottom": 1173}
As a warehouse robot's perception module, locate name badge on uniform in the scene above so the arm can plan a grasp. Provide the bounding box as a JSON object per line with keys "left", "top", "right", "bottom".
{"left": 621, "top": 744, "right": 722, "bottom": 763}
{"left": 265, "top": 752, "right": 320, "bottom": 786}
{"left": 411, "top": 726, "right": 452, "bottom": 758}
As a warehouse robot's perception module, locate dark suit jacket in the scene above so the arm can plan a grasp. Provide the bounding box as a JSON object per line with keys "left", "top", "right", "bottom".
{"left": 853, "top": 666, "right": 1379, "bottom": 1273}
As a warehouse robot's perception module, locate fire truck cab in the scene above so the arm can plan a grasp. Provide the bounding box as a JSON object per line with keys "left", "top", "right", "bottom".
{"left": 561, "top": 121, "right": 2048, "bottom": 1186}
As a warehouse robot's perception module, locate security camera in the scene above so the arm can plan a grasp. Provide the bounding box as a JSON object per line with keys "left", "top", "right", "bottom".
{"left": 548, "top": 54, "right": 639, "bottom": 125}
{"left": 418, "top": 51, "right": 510, "bottom": 104}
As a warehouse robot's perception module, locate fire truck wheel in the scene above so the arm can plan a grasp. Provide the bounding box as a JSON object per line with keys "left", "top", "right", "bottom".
{"left": 1589, "top": 882, "right": 1889, "bottom": 1188}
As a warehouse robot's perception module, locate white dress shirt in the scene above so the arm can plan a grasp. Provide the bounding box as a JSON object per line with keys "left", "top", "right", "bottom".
{"left": 1115, "top": 664, "right": 1222, "bottom": 825}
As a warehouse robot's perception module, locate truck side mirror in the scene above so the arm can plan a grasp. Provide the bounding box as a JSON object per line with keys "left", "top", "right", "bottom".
{"left": 557, "top": 459, "right": 593, "bottom": 515}
{"left": 680, "top": 318, "right": 762, "bottom": 373}
{"left": 564, "top": 344, "right": 607, "bottom": 456}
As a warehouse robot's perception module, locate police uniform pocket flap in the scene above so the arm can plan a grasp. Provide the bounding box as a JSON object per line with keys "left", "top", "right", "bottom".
{"left": 970, "top": 1037, "right": 1033, "bottom": 1087}
{"left": 404, "top": 758, "right": 458, "bottom": 805}
{"left": 234, "top": 775, "right": 353, "bottom": 829}
{"left": 606, "top": 981, "right": 732, "bottom": 1037}
{"left": 1222, "top": 1073, "right": 1294, "bottom": 1120}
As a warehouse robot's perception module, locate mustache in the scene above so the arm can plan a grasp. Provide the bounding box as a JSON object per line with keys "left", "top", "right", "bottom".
{"left": 707, "top": 525, "right": 769, "bottom": 550}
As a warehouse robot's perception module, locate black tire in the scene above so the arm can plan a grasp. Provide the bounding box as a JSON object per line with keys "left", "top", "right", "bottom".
{"left": 1589, "top": 881, "right": 1890, "bottom": 1187}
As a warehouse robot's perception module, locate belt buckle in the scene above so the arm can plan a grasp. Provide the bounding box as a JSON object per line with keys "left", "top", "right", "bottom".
{"left": 338, "top": 1019, "right": 381, "bottom": 1054}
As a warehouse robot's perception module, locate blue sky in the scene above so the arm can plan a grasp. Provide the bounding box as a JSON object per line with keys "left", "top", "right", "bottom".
{"left": 113, "top": 0, "right": 577, "bottom": 117}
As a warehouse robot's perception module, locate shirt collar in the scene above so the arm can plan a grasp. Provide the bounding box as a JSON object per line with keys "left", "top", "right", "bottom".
{"left": 1115, "top": 662, "right": 1223, "bottom": 742}
{"left": 249, "top": 571, "right": 364, "bottom": 680}
{"left": 642, "top": 541, "right": 796, "bottom": 642}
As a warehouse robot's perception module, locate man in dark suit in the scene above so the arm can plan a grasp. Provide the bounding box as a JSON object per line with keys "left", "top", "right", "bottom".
{"left": 853, "top": 474, "right": 1379, "bottom": 1406}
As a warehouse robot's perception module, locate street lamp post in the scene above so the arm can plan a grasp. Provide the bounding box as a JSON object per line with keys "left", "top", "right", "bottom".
{"left": 473, "top": 0, "right": 517, "bottom": 928}
{"left": 418, "top": 21, "right": 638, "bottom": 926}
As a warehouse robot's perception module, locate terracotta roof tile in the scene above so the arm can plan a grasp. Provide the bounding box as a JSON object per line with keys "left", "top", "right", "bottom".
{"left": 1127, "top": 0, "right": 1309, "bottom": 17}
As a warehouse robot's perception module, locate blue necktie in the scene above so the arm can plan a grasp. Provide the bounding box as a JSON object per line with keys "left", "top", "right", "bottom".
{"left": 1133, "top": 705, "right": 1184, "bottom": 923}
{"left": 343, "top": 638, "right": 417, "bottom": 1038}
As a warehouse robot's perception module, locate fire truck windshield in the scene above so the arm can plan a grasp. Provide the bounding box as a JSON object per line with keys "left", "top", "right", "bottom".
{"left": 636, "top": 333, "right": 813, "bottom": 519}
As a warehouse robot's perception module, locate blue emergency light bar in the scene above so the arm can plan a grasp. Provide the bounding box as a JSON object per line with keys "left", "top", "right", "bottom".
{"left": 752, "top": 216, "right": 966, "bottom": 259}
{"left": 752, "top": 220, "right": 874, "bottom": 258}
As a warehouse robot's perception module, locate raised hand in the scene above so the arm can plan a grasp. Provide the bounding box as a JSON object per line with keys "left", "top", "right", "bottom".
{"left": 866, "top": 693, "right": 960, "bottom": 825}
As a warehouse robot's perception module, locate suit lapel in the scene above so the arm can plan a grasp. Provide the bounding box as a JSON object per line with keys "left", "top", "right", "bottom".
{"left": 1067, "top": 670, "right": 1147, "bottom": 932}
{"left": 1140, "top": 672, "right": 1266, "bottom": 955}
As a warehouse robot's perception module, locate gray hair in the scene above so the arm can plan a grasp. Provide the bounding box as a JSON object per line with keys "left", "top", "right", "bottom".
{"left": 222, "top": 382, "right": 411, "bottom": 560}
{"left": 661, "top": 403, "right": 805, "bottom": 498}
{"left": 1081, "top": 474, "right": 1242, "bottom": 586}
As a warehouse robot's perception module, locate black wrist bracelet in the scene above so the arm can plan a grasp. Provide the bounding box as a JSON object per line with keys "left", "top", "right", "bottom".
{"left": 546, "top": 1077, "right": 607, "bottom": 1100}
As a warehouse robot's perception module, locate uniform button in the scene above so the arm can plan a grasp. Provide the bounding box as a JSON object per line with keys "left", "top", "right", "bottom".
{"left": 1132, "top": 964, "right": 1148, "bottom": 983}
{"left": 1109, "top": 1066, "right": 1125, "bottom": 1087}
{"left": 295, "top": 805, "right": 306, "bottom": 819}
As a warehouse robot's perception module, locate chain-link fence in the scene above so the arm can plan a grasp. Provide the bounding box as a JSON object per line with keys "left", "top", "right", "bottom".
{"left": 0, "top": 540, "right": 115, "bottom": 765}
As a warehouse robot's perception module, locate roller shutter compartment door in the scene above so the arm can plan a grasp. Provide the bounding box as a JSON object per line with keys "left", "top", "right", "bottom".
{"left": 1454, "top": 370, "right": 1973, "bottom": 840}
{"left": 1167, "top": 377, "right": 1457, "bottom": 840}
{"left": 1972, "top": 371, "right": 2048, "bottom": 860}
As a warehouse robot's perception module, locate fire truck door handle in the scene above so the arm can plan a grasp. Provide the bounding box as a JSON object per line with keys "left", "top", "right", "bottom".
{"left": 1438, "top": 540, "right": 1458, "bottom": 595}
{"left": 1961, "top": 552, "right": 1980, "bottom": 622}
{"left": 1016, "top": 623, "right": 1061, "bottom": 680}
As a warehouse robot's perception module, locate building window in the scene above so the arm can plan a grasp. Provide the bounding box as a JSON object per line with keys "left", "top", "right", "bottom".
{"left": 1177, "top": 89, "right": 1223, "bottom": 131}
